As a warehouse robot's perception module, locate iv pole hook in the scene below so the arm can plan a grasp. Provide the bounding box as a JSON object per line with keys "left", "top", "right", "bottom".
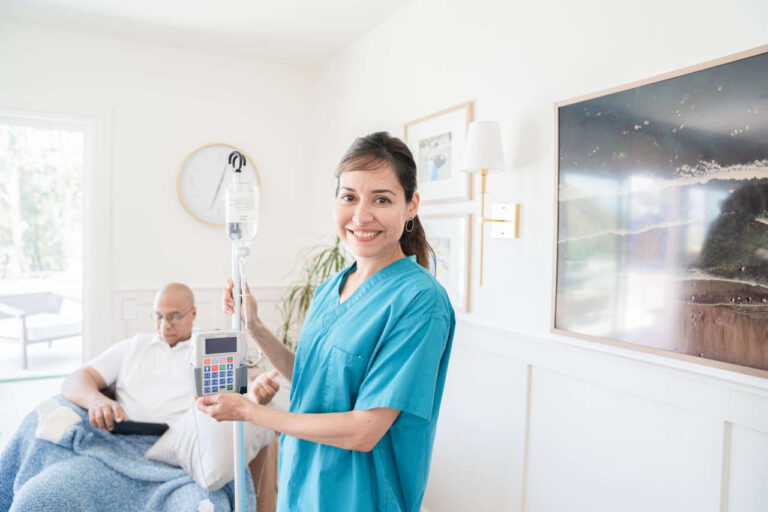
{"left": 228, "top": 151, "right": 246, "bottom": 173}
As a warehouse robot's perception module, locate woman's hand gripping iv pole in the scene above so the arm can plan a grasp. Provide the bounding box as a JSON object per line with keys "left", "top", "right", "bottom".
{"left": 222, "top": 279, "right": 295, "bottom": 382}
{"left": 237, "top": 256, "right": 264, "bottom": 368}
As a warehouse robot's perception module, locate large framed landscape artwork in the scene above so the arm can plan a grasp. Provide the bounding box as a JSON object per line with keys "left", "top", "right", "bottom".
{"left": 553, "top": 45, "right": 768, "bottom": 376}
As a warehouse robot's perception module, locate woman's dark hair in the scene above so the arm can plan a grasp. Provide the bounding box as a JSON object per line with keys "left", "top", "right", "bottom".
{"left": 335, "top": 131, "right": 435, "bottom": 270}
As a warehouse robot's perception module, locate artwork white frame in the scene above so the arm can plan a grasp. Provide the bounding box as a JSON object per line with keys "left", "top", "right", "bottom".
{"left": 422, "top": 213, "right": 472, "bottom": 313}
{"left": 405, "top": 102, "right": 473, "bottom": 204}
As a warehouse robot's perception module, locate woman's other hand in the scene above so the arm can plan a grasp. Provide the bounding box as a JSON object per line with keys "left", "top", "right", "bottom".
{"left": 222, "top": 278, "right": 260, "bottom": 331}
{"left": 195, "top": 393, "right": 256, "bottom": 422}
{"left": 248, "top": 369, "right": 280, "bottom": 405}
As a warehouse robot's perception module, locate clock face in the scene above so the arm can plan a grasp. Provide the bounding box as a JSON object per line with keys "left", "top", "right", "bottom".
{"left": 177, "top": 143, "right": 260, "bottom": 226}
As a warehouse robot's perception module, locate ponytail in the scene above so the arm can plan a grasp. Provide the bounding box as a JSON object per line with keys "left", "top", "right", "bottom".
{"left": 399, "top": 215, "right": 434, "bottom": 271}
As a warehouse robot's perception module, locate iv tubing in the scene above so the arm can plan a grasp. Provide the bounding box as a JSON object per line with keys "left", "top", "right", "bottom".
{"left": 239, "top": 254, "right": 264, "bottom": 367}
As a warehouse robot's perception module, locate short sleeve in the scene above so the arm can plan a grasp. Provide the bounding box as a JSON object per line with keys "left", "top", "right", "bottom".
{"left": 354, "top": 292, "right": 453, "bottom": 422}
{"left": 87, "top": 338, "right": 130, "bottom": 386}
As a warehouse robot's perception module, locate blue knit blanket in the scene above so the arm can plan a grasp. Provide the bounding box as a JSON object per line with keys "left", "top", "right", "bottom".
{"left": 0, "top": 395, "right": 255, "bottom": 512}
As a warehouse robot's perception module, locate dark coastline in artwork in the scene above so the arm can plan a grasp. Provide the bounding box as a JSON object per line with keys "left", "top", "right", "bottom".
{"left": 556, "top": 49, "right": 768, "bottom": 372}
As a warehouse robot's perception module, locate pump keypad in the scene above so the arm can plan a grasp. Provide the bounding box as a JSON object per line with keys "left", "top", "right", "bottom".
{"left": 203, "top": 355, "right": 235, "bottom": 394}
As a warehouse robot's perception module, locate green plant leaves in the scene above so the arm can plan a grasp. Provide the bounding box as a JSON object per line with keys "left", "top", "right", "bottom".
{"left": 277, "top": 236, "right": 351, "bottom": 350}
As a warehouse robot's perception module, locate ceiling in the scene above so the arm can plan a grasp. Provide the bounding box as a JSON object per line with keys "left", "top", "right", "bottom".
{"left": 0, "top": 0, "right": 412, "bottom": 65}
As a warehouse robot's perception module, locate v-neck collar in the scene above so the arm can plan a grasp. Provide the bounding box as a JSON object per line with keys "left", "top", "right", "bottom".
{"left": 321, "top": 255, "right": 416, "bottom": 333}
{"left": 336, "top": 255, "right": 415, "bottom": 305}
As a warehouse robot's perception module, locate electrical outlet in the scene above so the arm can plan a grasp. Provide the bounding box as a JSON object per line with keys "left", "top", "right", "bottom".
{"left": 121, "top": 299, "right": 136, "bottom": 320}
{"left": 490, "top": 203, "right": 519, "bottom": 239}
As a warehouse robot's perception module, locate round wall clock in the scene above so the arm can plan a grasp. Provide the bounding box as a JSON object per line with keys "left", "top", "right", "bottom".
{"left": 177, "top": 143, "right": 261, "bottom": 226}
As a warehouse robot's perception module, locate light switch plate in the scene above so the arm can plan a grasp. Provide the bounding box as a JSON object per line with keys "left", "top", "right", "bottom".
{"left": 490, "top": 203, "right": 519, "bottom": 239}
{"left": 121, "top": 299, "right": 136, "bottom": 320}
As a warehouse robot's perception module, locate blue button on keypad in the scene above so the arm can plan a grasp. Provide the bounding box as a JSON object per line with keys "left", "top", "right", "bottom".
{"left": 204, "top": 387, "right": 210, "bottom": 393}
{"left": 227, "top": 364, "right": 233, "bottom": 370}
{"left": 227, "top": 378, "right": 233, "bottom": 384}
{"left": 204, "top": 366, "right": 210, "bottom": 372}
{"left": 227, "top": 370, "right": 233, "bottom": 377}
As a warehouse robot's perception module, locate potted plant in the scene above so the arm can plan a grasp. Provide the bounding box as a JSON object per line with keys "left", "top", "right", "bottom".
{"left": 277, "top": 236, "right": 351, "bottom": 350}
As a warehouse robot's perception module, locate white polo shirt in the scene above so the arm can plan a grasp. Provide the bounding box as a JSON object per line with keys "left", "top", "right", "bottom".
{"left": 88, "top": 332, "right": 194, "bottom": 424}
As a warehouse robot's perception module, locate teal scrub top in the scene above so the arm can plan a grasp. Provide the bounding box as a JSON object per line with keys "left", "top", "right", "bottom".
{"left": 276, "top": 255, "right": 455, "bottom": 512}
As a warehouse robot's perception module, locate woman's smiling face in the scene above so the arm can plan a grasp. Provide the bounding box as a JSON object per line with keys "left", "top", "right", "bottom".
{"left": 334, "top": 164, "right": 418, "bottom": 263}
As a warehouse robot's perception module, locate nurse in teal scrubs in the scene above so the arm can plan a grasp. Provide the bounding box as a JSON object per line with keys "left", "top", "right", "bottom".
{"left": 196, "top": 132, "right": 455, "bottom": 512}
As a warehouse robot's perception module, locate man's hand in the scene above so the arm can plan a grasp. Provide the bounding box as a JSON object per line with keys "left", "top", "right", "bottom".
{"left": 88, "top": 397, "right": 129, "bottom": 430}
{"left": 248, "top": 369, "right": 280, "bottom": 405}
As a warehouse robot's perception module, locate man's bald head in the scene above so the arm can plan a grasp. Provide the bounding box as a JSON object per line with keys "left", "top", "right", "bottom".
{"left": 153, "top": 283, "right": 196, "bottom": 347}
{"left": 155, "top": 283, "right": 195, "bottom": 309}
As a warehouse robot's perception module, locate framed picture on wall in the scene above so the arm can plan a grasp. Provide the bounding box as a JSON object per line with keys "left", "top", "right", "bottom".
{"left": 422, "top": 213, "right": 472, "bottom": 313}
{"left": 552, "top": 44, "right": 768, "bottom": 377}
{"left": 405, "top": 102, "right": 473, "bottom": 203}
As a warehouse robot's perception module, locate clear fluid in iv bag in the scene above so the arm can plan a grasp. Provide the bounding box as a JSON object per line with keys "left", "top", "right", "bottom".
{"left": 225, "top": 181, "right": 259, "bottom": 246}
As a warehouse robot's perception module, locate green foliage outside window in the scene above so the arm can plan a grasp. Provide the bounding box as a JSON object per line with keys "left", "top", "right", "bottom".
{"left": 0, "top": 125, "right": 83, "bottom": 279}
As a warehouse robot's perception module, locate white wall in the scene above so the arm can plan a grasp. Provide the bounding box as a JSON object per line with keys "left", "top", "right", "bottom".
{"left": 309, "top": 0, "right": 768, "bottom": 510}
{"left": 0, "top": 20, "right": 317, "bottom": 355}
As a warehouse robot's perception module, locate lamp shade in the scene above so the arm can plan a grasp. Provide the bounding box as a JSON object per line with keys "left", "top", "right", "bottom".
{"left": 462, "top": 121, "right": 505, "bottom": 173}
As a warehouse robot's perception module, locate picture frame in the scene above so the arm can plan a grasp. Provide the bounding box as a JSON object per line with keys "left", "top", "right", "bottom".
{"left": 552, "top": 44, "right": 768, "bottom": 377}
{"left": 405, "top": 102, "right": 473, "bottom": 204}
{"left": 422, "top": 213, "right": 472, "bottom": 313}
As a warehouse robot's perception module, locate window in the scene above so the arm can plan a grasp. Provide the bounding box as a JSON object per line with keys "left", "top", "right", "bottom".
{"left": 0, "top": 119, "right": 86, "bottom": 378}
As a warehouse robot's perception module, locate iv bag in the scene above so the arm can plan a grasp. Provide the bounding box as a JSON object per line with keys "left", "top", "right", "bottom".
{"left": 225, "top": 180, "right": 259, "bottom": 246}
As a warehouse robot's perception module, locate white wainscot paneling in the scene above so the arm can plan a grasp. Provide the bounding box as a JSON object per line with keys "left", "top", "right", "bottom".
{"left": 526, "top": 368, "right": 723, "bottom": 512}
{"left": 422, "top": 321, "right": 768, "bottom": 512}
{"left": 104, "top": 287, "right": 285, "bottom": 357}
{"left": 728, "top": 424, "right": 768, "bottom": 511}
{"left": 426, "top": 343, "right": 528, "bottom": 511}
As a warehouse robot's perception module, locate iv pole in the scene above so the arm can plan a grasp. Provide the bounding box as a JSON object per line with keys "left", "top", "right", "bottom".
{"left": 232, "top": 248, "right": 246, "bottom": 512}
{"left": 228, "top": 150, "right": 248, "bottom": 512}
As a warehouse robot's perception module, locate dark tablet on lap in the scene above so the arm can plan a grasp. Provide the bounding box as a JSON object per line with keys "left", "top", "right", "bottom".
{"left": 111, "top": 421, "right": 169, "bottom": 436}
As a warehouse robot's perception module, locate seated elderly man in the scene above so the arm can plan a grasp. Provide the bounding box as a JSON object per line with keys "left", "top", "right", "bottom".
{"left": 62, "top": 283, "right": 280, "bottom": 429}
{"left": 0, "top": 283, "right": 280, "bottom": 512}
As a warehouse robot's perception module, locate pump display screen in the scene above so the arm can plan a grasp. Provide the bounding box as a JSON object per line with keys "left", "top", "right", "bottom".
{"left": 205, "top": 336, "right": 237, "bottom": 354}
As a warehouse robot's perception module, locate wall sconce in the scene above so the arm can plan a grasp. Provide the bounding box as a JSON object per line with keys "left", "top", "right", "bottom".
{"left": 462, "top": 121, "right": 520, "bottom": 286}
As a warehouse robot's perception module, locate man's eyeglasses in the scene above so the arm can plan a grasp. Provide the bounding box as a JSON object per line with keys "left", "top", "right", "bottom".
{"left": 151, "top": 308, "right": 194, "bottom": 325}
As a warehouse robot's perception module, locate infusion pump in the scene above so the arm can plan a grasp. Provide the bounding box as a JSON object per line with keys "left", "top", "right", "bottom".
{"left": 189, "top": 330, "right": 248, "bottom": 397}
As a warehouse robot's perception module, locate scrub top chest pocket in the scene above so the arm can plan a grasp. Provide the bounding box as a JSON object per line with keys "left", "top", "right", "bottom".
{"left": 322, "top": 344, "right": 370, "bottom": 411}
{"left": 292, "top": 288, "right": 398, "bottom": 414}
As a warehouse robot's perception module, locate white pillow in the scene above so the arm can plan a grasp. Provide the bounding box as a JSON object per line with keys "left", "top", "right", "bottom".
{"left": 145, "top": 406, "right": 279, "bottom": 490}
